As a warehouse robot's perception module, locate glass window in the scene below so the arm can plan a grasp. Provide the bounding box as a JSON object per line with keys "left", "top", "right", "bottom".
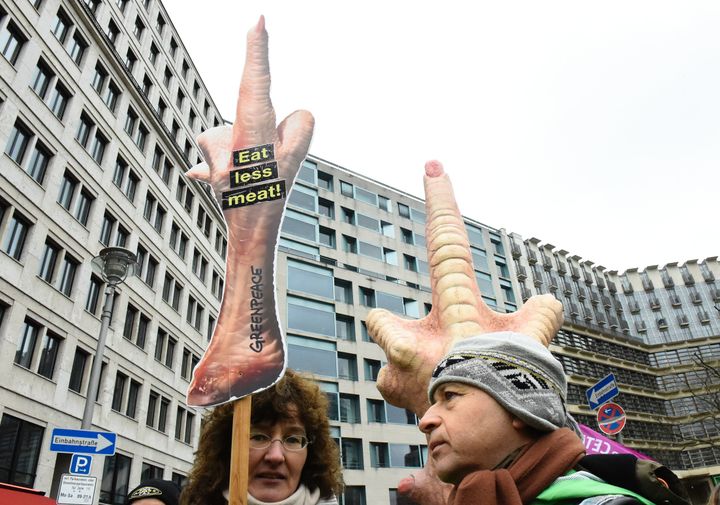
{"left": 340, "top": 439, "right": 364, "bottom": 470}
{"left": 340, "top": 181, "right": 353, "bottom": 197}
{"left": 141, "top": 462, "right": 163, "bottom": 481}
{"left": 48, "top": 81, "right": 70, "bottom": 119}
{"left": 14, "top": 319, "right": 40, "bottom": 368}
{"left": 287, "top": 260, "right": 333, "bottom": 299}
{"left": 106, "top": 20, "right": 119, "bottom": 45}
{"left": 318, "top": 198, "right": 334, "bottom": 218}
{"left": 358, "top": 241, "right": 381, "bottom": 260}
{"left": 38, "top": 241, "right": 60, "bottom": 282}
{"left": 0, "top": 414, "right": 45, "bottom": 487}
{"left": 359, "top": 288, "right": 375, "bottom": 308}
{"left": 57, "top": 254, "right": 79, "bottom": 296}
{"left": 471, "top": 247, "right": 489, "bottom": 272}
{"left": 337, "top": 353, "right": 357, "bottom": 380}
{"left": 26, "top": 141, "right": 51, "bottom": 183}
{"left": 74, "top": 189, "right": 94, "bottom": 225}
{"left": 67, "top": 32, "right": 87, "bottom": 65}
{"left": 354, "top": 186, "right": 377, "bottom": 205}
{"left": 383, "top": 248, "right": 397, "bottom": 266}
{"left": 335, "top": 315, "right": 355, "bottom": 341}
{"left": 376, "top": 291, "right": 404, "bottom": 314}
{"left": 52, "top": 10, "right": 71, "bottom": 43}
{"left": 288, "top": 185, "right": 317, "bottom": 212}
{"left": 1, "top": 20, "right": 26, "bottom": 64}
{"left": 103, "top": 81, "right": 120, "bottom": 112}
{"left": 287, "top": 335, "right": 337, "bottom": 377}
{"left": 91, "top": 62, "right": 107, "bottom": 92}
{"left": 111, "top": 371, "right": 127, "bottom": 411}
{"left": 496, "top": 258, "right": 510, "bottom": 278}
{"left": 76, "top": 113, "right": 93, "bottom": 147}
{"left": 32, "top": 60, "right": 53, "bottom": 98}
{"left": 476, "top": 271, "right": 494, "bottom": 297}
{"left": 397, "top": 203, "right": 410, "bottom": 218}
{"left": 58, "top": 171, "right": 77, "bottom": 210}
{"left": 298, "top": 160, "right": 317, "bottom": 184}
{"left": 5, "top": 122, "right": 31, "bottom": 164}
{"left": 370, "top": 442, "right": 389, "bottom": 467}
{"left": 334, "top": 279, "right": 353, "bottom": 304}
{"left": 410, "top": 208, "right": 426, "bottom": 224}
{"left": 343, "top": 235, "right": 357, "bottom": 254}
{"left": 364, "top": 359, "right": 381, "bottom": 381}
{"left": 490, "top": 235, "right": 505, "bottom": 255}
{"left": 3, "top": 212, "right": 31, "bottom": 260}
{"left": 390, "top": 444, "right": 422, "bottom": 468}
{"left": 126, "top": 380, "right": 141, "bottom": 418}
{"left": 466, "top": 224, "right": 484, "bottom": 246}
{"left": 381, "top": 221, "right": 394, "bottom": 238}
{"left": 317, "top": 171, "right": 333, "bottom": 191}
{"left": 318, "top": 227, "right": 335, "bottom": 248}
{"left": 36, "top": 331, "right": 61, "bottom": 378}
{"left": 386, "top": 404, "right": 416, "bottom": 425}
{"left": 68, "top": 347, "right": 89, "bottom": 392}
{"left": 356, "top": 213, "right": 379, "bottom": 231}
{"left": 100, "top": 453, "right": 132, "bottom": 505}
{"left": 367, "top": 399, "right": 385, "bottom": 422}
{"left": 339, "top": 393, "right": 360, "bottom": 423}
{"left": 287, "top": 296, "right": 335, "bottom": 337}
{"left": 281, "top": 210, "right": 318, "bottom": 242}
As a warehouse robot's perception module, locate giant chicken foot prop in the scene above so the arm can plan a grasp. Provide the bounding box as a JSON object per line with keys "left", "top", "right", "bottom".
{"left": 186, "top": 18, "right": 314, "bottom": 407}
{"left": 368, "top": 160, "right": 564, "bottom": 417}
{"left": 367, "top": 160, "right": 564, "bottom": 504}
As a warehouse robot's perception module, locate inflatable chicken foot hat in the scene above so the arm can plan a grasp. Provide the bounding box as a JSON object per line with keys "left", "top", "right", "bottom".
{"left": 367, "top": 160, "right": 564, "bottom": 418}
{"left": 185, "top": 17, "right": 314, "bottom": 407}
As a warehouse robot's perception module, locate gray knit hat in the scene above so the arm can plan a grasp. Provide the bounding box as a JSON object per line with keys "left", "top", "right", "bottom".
{"left": 429, "top": 332, "right": 573, "bottom": 432}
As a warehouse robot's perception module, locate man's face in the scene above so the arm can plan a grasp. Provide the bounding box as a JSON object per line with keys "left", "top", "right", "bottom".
{"left": 419, "top": 383, "right": 532, "bottom": 484}
{"left": 129, "top": 499, "right": 165, "bottom": 505}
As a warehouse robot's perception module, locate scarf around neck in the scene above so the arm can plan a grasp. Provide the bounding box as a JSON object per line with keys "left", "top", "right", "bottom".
{"left": 223, "top": 484, "right": 337, "bottom": 505}
{"left": 447, "top": 427, "right": 586, "bottom": 505}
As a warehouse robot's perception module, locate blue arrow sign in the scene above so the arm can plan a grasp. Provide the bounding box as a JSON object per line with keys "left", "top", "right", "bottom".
{"left": 586, "top": 373, "right": 619, "bottom": 410}
{"left": 50, "top": 428, "right": 116, "bottom": 455}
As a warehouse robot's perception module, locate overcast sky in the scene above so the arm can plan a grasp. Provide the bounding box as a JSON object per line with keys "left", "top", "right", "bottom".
{"left": 164, "top": 1, "right": 719, "bottom": 273}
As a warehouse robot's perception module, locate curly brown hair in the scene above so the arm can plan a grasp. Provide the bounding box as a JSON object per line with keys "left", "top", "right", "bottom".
{"left": 181, "top": 370, "right": 343, "bottom": 505}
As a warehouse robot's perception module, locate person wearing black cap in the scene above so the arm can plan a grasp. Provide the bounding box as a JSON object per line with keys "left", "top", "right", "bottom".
{"left": 127, "top": 479, "right": 180, "bottom": 505}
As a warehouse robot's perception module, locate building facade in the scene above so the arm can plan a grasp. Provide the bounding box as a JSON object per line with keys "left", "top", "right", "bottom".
{"left": 1, "top": 0, "right": 225, "bottom": 502}
{"left": 1, "top": 1, "right": 718, "bottom": 505}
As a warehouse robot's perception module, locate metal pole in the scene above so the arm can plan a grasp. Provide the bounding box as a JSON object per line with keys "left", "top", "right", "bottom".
{"left": 81, "top": 283, "right": 116, "bottom": 429}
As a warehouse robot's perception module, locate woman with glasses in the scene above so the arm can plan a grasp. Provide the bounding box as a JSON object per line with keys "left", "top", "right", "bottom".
{"left": 181, "top": 370, "right": 343, "bottom": 505}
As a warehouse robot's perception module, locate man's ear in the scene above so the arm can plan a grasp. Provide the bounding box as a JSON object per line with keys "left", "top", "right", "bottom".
{"left": 511, "top": 417, "right": 528, "bottom": 431}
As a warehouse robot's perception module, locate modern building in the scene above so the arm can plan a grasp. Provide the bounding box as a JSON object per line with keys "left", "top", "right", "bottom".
{"left": 1, "top": 0, "right": 226, "bottom": 502}
{"left": 1, "top": 1, "right": 718, "bottom": 505}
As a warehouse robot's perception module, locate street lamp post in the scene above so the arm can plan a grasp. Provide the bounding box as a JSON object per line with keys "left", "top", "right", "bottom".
{"left": 50, "top": 247, "right": 137, "bottom": 500}
{"left": 81, "top": 247, "right": 137, "bottom": 429}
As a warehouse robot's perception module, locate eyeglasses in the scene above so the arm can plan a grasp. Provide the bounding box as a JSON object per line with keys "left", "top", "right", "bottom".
{"left": 249, "top": 433, "right": 310, "bottom": 451}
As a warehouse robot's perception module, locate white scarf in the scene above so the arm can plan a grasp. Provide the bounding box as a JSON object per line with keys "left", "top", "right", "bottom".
{"left": 223, "top": 485, "right": 338, "bottom": 505}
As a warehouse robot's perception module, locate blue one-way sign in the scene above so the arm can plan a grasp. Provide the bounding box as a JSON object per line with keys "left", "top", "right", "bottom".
{"left": 50, "top": 428, "right": 116, "bottom": 455}
{"left": 586, "top": 373, "right": 619, "bottom": 410}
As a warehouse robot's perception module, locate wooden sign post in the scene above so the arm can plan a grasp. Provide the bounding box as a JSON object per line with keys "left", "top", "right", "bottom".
{"left": 229, "top": 397, "right": 252, "bottom": 505}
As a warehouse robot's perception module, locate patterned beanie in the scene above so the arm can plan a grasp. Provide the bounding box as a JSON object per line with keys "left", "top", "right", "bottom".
{"left": 429, "top": 332, "right": 574, "bottom": 432}
{"left": 128, "top": 479, "right": 180, "bottom": 505}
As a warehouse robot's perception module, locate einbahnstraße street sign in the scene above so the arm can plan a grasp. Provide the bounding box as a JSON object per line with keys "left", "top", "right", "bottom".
{"left": 586, "top": 373, "right": 620, "bottom": 410}
{"left": 50, "top": 428, "right": 116, "bottom": 456}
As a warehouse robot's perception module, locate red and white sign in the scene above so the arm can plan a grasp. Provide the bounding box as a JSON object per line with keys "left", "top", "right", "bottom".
{"left": 596, "top": 401, "right": 626, "bottom": 435}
